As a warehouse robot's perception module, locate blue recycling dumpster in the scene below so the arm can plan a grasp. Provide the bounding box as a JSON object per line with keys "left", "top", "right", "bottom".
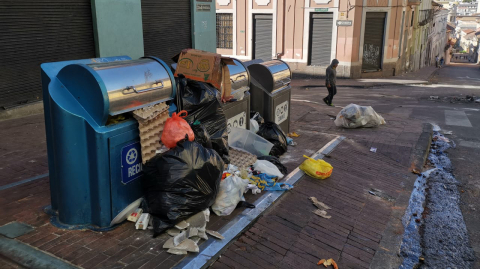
{"left": 41, "top": 56, "right": 176, "bottom": 229}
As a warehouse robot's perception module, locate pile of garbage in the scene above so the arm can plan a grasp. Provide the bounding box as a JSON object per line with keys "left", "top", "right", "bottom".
{"left": 120, "top": 50, "right": 300, "bottom": 255}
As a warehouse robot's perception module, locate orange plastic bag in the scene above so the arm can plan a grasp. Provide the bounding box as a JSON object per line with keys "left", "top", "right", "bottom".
{"left": 161, "top": 110, "right": 195, "bottom": 148}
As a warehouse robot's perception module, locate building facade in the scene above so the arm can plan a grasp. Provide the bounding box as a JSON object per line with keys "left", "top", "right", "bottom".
{"left": 216, "top": 0, "right": 448, "bottom": 78}
{"left": 0, "top": 0, "right": 216, "bottom": 109}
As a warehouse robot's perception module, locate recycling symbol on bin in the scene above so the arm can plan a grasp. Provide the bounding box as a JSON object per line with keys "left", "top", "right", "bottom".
{"left": 126, "top": 148, "right": 138, "bottom": 165}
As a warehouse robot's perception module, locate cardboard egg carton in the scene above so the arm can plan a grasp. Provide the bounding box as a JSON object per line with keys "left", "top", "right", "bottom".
{"left": 133, "top": 102, "right": 169, "bottom": 121}
{"left": 229, "top": 147, "right": 257, "bottom": 168}
{"left": 134, "top": 104, "right": 170, "bottom": 164}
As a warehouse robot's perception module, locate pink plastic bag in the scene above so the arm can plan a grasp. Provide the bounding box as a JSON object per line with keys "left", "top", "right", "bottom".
{"left": 161, "top": 110, "right": 195, "bottom": 148}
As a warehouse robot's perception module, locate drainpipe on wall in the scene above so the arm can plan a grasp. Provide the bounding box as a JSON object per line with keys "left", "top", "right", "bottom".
{"left": 276, "top": 0, "right": 287, "bottom": 59}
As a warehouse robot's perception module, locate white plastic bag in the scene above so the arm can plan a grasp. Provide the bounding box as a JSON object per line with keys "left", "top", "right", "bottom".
{"left": 334, "top": 104, "right": 386, "bottom": 128}
{"left": 250, "top": 119, "right": 259, "bottom": 133}
{"left": 253, "top": 160, "right": 284, "bottom": 179}
{"left": 212, "top": 175, "right": 249, "bottom": 216}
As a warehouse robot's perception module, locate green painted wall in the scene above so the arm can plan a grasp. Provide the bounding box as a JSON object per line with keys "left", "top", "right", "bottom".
{"left": 91, "top": 0, "right": 144, "bottom": 59}
{"left": 191, "top": 0, "right": 216, "bottom": 52}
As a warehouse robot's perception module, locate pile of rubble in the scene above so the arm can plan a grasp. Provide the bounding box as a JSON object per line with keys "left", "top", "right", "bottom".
{"left": 162, "top": 209, "right": 224, "bottom": 255}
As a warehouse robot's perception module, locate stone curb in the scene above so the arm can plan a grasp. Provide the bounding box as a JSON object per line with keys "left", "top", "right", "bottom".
{"left": 0, "top": 236, "right": 79, "bottom": 269}
{"left": 370, "top": 123, "right": 433, "bottom": 268}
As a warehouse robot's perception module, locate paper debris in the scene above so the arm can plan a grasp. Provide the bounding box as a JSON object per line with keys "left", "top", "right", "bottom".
{"left": 167, "top": 228, "right": 181, "bottom": 237}
{"left": 163, "top": 238, "right": 175, "bottom": 249}
{"left": 167, "top": 249, "right": 188, "bottom": 255}
{"left": 313, "top": 209, "right": 331, "bottom": 219}
{"left": 370, "top": 147, "right": 377, "bottom": 153}
{"left": 173, "top": 231, "right": 187, "bottom": 246}
{"left": 170, "top": 238, "right": 199, "bottom": 253}
{"left": 197, "top": 228, "right": 208, "bottom": 240}
{"left": 188, "top": 227, "right": 199, "bottom": 238}
{"left": 206, "top": 230, "right": 225, "bottom": 240}
{"left": 127, "top": 208, "right": 143, "bottom": 222}
{"left": 135, "top": 213, "right": 150, "bottom": 230}
{"left": 175, "top": 220, "right": 190, "bottom": 230}
{"left": 309, "top": 197, "right": 331, "bottom": 210}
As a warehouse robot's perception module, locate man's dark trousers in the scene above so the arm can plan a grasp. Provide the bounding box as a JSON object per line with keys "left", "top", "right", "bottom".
{"left": 326, "top": 84, "right": 337, "bottom": 104}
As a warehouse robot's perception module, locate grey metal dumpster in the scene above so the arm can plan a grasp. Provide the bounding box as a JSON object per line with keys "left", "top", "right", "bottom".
{"left": 247, "top": 60, "right": 292, "bottom": 133}
{"left": 223, "top": 59, "right": 251, "bottom": 134}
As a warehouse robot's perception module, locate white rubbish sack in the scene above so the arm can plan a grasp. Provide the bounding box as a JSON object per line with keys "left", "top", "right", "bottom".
{"left": 334, "top": 104, "right": 386, "bottom": 128}
{"left": 212, "top": 175, "right": 249, "bottom": 216}
{"left": 253, "top": 160, "right": 284, "bottom": 179}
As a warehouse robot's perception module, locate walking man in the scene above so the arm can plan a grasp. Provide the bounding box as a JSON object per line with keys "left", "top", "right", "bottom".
{"left": 323, "top": 59, "right": 339, "bottom": 106}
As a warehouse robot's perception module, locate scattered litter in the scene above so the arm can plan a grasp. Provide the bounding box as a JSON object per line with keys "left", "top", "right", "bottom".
{"left": 167, "top": 228, "right": 181, "bottom": 237}
{"left": 317, "top": 258, "right": 338, "bottom": 268}
{"left": 334, "top": 104, "right": 386, "bottom": 128}
{"left": 175, "top": 221, "right": 189, "bottom": 230}
{"left": 287, "top": 132, "right": 300, "bottom": 137}
{"left": 135, "top": 213, "right": 150, "bottom": 230}
{"left": 429, "top": 96, "right": 439, "bottom": 100}
{"left": 434, "top": 136, "right": 450, "bottom": 143}
{"left": 369, "top": 188, "right": 395, "bottom": 202}
{"left": 190, "top": 237, "right": 201, "bottom": 244}
{"left": 184, "top": 211, "right": 207, "bottom": 229}
{"left": 253, "top": 160, "right": 285, "bottom": 179}
{"left": 299, "top": 155, "right": 333, "bottom": 180}
{"left": 170, "top": 238, "right": 199, "bottom": 253}
{"left": 246, "top": 184, "right": 262, "bottom": 195}
{"left": 212, "top": 174, "right": 249, "bottom": 216}
{"left": 229, "top": 147, "right": 257, "bottom": 169}
{"left": 187, "top": 227, "right": 199, "bottom": 238}
{"left": 167, "top": 249, "right": 188, "bottom": 255}
{"left": 313, "top": 209, "right": 331, "bottom": 219}
{"left": 249, "top": 173, "right": 293, "bottom": 191}
{"left": 286, "top": 137, "right": 297, "bottom": 146}
{"left": 206, "top": 230, "right": 225, "bottom": 240}
{"left": 173, "top": 231, "right": 187, "bottom": 246}
{"left": 127, "top": 208, "right": 143, "bottom": 222}
{"left": 163, "top": 237, "right": 175, "bottom": 249}
{"left": 197, "top": 228, "right": 209, "bottom": 240}
{"left": 310, "top": 197, "right": 331, "bottom": 219}
{"left": 476, "top": 99, "right": 480, "bottom": 103}
{"left": 370, "top": 147, "right": 377, "bottom": 153}
{"left": 443, "top": 131, "right": 453, "bottom": 135}
{"left": 412, "top": 168, "right": 422, "bottom": 175}
{"left": 309, "top": 197, "right": 331, "bottom": 210}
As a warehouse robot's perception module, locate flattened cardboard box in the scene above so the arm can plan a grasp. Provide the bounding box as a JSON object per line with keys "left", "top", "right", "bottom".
{"left": 173, "top": 49, "right": 235, "bottom": 97}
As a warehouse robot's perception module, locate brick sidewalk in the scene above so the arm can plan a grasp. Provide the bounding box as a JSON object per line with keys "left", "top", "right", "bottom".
{"left": 211, "top": 138, "right": 416, "bottom": 269}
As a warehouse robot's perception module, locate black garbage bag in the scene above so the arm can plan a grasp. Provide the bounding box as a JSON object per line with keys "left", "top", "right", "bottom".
{"left": 179, "top": 78, "right": 230, "bottom": 163}
{"left": 190, "top": 121, "right": 212, "bottom": 149}
{"left": 258, "top": 155, "right": 288, "bottom": 175}
{"left": 257, "top": 122, "right": 288, "bottom": 157}
{"left": 142, "top": 140, "right": 224, "bottom": 236}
